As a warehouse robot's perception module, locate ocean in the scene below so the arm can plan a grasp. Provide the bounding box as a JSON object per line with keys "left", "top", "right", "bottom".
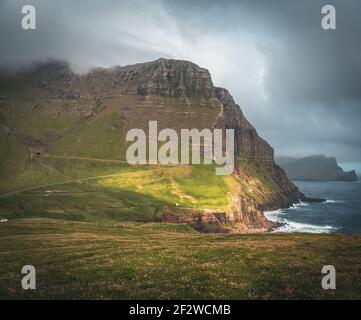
{"left": 265, "top": 180, "right": 361, "bottom": 234}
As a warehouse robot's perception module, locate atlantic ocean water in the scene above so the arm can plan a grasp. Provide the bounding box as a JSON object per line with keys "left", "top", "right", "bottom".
{"left": 265, "top": 181, "right": 361, "bottom": 234}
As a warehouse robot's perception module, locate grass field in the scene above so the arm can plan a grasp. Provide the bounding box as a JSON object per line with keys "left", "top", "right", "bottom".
{"left": 0, "top": 218, "right": 361, "bottom": 299}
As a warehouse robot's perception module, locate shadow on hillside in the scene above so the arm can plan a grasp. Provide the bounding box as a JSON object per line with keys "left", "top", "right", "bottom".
{"left": 0, "top": 184, "right": 173, "bottom": 223}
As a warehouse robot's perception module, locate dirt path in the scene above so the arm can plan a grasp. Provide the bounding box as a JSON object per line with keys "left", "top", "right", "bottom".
{"left": 44, "top": 154, "right": 130, "bottom": 164}
{"left": 0, "top": 171, "right": 134, "bottom": 199}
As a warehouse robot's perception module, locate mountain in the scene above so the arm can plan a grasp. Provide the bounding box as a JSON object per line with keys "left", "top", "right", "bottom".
{"left": 276, "top": 155, "right": 358, "bottom": 181}
{"left": 0, "top": 58, "right": 304, "bottom": 232}
{"left": 275, "top": 156, "right": 298, "bottom": 166}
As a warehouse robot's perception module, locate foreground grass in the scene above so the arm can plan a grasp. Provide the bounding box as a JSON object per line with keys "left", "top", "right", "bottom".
{"left": 0, "top": 218, "right": 360, "bottom": 299}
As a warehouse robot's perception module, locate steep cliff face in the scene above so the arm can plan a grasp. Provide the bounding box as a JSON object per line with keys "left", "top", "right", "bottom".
{"left": 212, "top": 85, "right": 302, "bottom": 211}
{"left": 0, "top": 58, "right": 303, "bottom": 232}
{"left": 214, "top": 87, "right": 273, "bottom": 163}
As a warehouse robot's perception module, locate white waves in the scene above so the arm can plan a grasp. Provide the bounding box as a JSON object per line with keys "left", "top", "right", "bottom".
{"left": 264, "top": 200, "right": 340, "bottom": 233}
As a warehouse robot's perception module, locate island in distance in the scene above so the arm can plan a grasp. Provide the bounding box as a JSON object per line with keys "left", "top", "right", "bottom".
{"left": 276, "top": 155, "right": 358, "bottom": 182}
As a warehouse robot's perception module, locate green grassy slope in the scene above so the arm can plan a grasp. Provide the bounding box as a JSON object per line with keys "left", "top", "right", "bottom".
{"left": 0, "top": 218, "right": 360, "bottom": 299}
{"left": 48, "top": 112, "right": 125, "bottom": 159}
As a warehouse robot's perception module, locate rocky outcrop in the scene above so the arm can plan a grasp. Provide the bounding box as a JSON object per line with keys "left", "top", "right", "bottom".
{"left": 160, "top": 206, "right": 274, "bottom": 233}
{"left": 109, "top": 58, "right": 216, "bottom": 98}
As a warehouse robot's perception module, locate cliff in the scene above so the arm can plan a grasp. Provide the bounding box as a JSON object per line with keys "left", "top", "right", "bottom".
{"left": 277, "top": 155, "right": 358, "bottom": 182}
{"left": 0, "top": 58, "right": 304, "bottom": 232}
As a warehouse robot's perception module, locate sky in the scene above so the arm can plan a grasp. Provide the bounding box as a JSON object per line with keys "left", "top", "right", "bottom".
{"left": 0, "top": 0, "right": 360, "bottom": 169}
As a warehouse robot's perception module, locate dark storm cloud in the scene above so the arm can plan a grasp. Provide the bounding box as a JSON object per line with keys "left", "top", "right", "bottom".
{"left": 0, "top": 0, "right": 360, "bottom": 163}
